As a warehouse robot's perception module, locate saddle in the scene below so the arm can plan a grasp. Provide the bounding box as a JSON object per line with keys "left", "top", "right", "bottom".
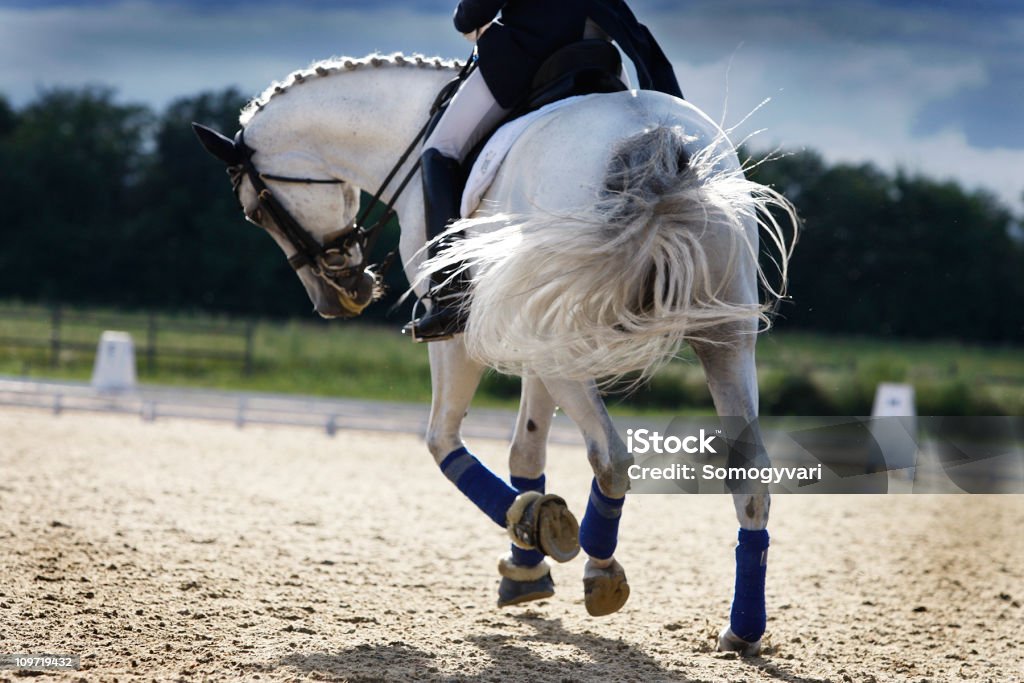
{"left": 409, "top": 40, "right": 630, "bottom": 339}
{"left": 428, "top": 39, "right": 628, "bottom": 167}
{"left": 454, "top": 41, "right": 627, "bottom": 218}
{"left": 515, "top": 38, "right": 628, "bottom": 118}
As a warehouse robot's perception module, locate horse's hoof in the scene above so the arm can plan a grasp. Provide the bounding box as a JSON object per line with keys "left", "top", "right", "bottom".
{"left": 583, "top": 558, "right": 630, "bottom": 616}
{"left": 497, "top": 574, "right": 555, "bottom": 607}
{"left": 717, "top": 625, "right": 762, "bottom": 657}
{"left": 506, "top": 492, "right": 580, "bottom": 563}
{"left": 496, "top": 555, "right": 555, "bottom": 607}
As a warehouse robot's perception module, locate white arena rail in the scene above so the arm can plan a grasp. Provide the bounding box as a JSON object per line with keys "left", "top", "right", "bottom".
{"left": 0, "top": 375, "right": 588, "bottom": 445}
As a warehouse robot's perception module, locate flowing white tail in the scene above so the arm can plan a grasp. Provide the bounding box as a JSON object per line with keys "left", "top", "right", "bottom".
{"left": 425, "top": 125, "right": 797, "bottom": 383}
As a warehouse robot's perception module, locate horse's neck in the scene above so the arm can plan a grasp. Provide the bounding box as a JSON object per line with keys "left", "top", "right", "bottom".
{"left": 244, "top": 63, "right": 450, "bottom": 216}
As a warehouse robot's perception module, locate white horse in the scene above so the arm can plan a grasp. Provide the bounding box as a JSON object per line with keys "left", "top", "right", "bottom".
{"left": 193, "top": 53, "right": 796, "bottom": 656}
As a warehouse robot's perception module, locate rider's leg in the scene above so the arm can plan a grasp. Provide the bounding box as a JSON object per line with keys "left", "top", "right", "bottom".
{"left": 408, "top": 69, "right": 510, "bottom": 342}
{"left": 412, "top": 148, "right": 468, "bottom": 341}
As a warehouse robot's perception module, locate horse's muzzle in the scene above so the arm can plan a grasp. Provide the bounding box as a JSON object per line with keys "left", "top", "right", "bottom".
{"left": 333, "top": 271, "right": 376, "bottom": 318}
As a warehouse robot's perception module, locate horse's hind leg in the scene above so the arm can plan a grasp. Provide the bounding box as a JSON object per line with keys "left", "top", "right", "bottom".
{"left": 498, "top": 377, "right": 558, "bottom": 607}
{"left": 426, "top": 342, "right": 579, "bottom": 563}
{"left": 692, "top": 336, "right": 771, "bottom": 656}
{"left": 541, "top": 378, "right": 633, "bottom": 616}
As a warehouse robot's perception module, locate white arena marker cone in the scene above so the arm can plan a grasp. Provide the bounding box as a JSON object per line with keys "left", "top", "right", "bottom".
{"left": 871, "top": 382, "right": 918, "bottom": 492}
{"left": 91, "top": 331, "right": 138, "bottom": 392}
{"left": 872, "top": 382, "right": 916, "bottom": 418}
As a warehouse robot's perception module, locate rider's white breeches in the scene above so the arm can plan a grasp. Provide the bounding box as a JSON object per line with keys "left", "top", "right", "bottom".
{"left": 423, "top": 68, "right": 511, "bottom": 163}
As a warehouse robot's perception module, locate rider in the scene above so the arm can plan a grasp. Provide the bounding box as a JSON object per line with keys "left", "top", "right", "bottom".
{"left": 408, "top": 0, "right": 683, "bottom": 342}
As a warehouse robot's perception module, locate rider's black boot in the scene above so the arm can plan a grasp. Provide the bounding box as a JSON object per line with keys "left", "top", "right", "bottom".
{"left": 404, "top": 148, "right": 469, "bottom": 342}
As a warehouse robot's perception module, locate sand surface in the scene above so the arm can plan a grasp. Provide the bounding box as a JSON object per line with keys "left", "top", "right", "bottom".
{"left": 1, "top": 407, "right": 1022, "bottom": 682}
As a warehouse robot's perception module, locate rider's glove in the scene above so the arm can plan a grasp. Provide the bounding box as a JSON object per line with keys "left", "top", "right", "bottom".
{"left": 462, "top": 21, "right": 491, "bottom": 43}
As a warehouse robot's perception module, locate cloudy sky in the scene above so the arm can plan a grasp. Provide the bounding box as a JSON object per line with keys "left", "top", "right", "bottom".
{"left": 2, "top": 0, "right": 1021, "bottom": 211}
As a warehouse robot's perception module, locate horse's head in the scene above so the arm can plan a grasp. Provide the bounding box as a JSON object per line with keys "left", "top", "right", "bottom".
{"left": 191, "top": 122, "right": 377, "bottom": 319}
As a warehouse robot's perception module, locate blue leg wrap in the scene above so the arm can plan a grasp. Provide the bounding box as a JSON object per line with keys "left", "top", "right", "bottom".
{"left": 578, "top": 478, "right": 624, "bottom": 561}
{"left": 730, "top": 528, "right": 770, "bottom": 642}
{"left": 439, "top": 447, "right": 518, "bottom": 528}
{"left": 510, "top": 474, "right": 546, "bottom": 567}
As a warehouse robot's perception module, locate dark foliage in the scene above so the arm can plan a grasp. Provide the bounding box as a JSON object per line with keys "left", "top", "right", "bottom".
{"left": 0, "top": 87, "right": 1020, "bottom": 343}
{"left": 746, "top": 148, "right": 1024, "bottom": 342}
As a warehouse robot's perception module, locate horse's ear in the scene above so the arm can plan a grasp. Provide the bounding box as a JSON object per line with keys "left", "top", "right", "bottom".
{"left": 191, "top": 122, "right": 242, "bottom": 166}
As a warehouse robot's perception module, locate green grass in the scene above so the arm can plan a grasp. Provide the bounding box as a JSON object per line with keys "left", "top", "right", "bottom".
{"left": 754, "top": 332, "right": 1024, "bottom": 415}
{"left": 1, "top": 302, "right": 1021, "bottom": 416}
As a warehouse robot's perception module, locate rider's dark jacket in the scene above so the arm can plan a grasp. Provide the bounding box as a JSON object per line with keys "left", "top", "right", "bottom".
{"left": 453, "top": 0, "right": 682, "bottom": 109}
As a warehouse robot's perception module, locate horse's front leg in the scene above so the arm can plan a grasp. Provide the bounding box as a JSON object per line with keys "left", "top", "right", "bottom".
{"left": 541, "top": 378, "right": 633, "bottom": 616}
{"left": 426, "top": 341, "right": 580, "bottom": 569}
{"left": 497, "top": 377, "right": 558, "bottom": 607}
{"left": 425, "top": 339, "right": 485, "bottom": 462}
{"left": 692, "top": 336, "right": 771, "bottom": 656}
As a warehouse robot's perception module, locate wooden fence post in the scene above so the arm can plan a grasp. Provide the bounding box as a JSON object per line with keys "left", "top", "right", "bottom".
{"left": 50, "top": 305, "right": 62, "bottom": 368}
{"left": 146, "top": 313, "right": 157, "bottom": 374}
{"left": 243, "top": 321, "right": 255, "bottom": 376}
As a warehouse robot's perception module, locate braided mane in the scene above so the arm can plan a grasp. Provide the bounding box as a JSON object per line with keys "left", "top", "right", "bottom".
{"left": 240, "top": 52, "right": 462, "bottom": 124}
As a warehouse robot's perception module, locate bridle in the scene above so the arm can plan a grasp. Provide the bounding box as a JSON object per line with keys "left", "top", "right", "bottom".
{"left": 230, "top": 128, "right": 379, "bottom": 295}
{"left": 227, "top": 54, "right": 477, "bottom": 304}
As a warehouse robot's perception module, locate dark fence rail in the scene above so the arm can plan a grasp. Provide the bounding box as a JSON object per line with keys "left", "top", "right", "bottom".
{"left": 0, "top": 304, "right": 254, "bottom": 375}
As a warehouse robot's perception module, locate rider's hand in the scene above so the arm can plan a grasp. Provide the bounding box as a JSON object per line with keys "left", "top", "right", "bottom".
{"left": 462, "top": 21, "right": 491, "bottom": 43}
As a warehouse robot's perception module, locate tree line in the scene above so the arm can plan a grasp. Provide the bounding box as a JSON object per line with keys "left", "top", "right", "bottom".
{"left": 1, "top": 86, "right": 1021, "bottom": 342}
{"left": 747, "top": 149, "right": 1024, "bottom": 342}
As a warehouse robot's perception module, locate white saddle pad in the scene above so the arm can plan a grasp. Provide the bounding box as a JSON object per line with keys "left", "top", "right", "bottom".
{"left": 461, "top": 96, "right": 586, "bottom": 218}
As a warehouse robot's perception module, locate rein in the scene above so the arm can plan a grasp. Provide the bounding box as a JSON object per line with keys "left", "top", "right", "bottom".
{"left": 231, "top": 54, "right": 477, "bottom": 299}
